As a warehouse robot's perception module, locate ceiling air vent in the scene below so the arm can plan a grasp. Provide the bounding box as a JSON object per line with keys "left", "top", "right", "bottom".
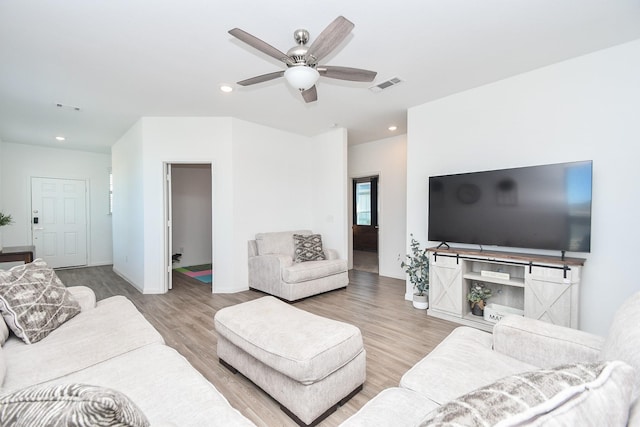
{"left": 369, "top": 77, "right": 403, "bottom": 93}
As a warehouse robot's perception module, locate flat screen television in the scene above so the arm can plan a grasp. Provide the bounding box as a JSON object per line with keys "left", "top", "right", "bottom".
{"left": 428, "top": 160, "right": 592, "bottom": 253}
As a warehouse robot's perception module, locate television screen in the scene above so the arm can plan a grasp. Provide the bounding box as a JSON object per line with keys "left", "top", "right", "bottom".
{"left": 428, "top": 161, "right": 592, "bottom": 252}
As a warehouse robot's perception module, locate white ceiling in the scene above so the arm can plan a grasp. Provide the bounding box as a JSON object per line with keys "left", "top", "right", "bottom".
{"left": 1, "top": 0, "right": 639, "bottom": 154}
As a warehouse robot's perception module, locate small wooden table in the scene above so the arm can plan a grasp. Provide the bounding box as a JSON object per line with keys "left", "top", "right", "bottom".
{"left": 0, "top": 246, "right": 35, "bottom": 264}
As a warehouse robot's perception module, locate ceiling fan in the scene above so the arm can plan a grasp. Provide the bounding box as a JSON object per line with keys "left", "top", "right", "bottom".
{"left": 229, "top": 16, "right": 377, "bottom": 103}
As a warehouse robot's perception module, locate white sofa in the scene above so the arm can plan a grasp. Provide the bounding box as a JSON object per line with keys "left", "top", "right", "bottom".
{"left": 248, "top": 230, "right": 348, "bottom": 301}
{"left": 341, "top": 292, "right": 640, "bottom": 426}
{"left": 0, "top": 286, "right": 255, "bottom": 426}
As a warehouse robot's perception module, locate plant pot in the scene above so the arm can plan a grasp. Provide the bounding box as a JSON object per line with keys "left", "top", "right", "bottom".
{"left": 413, "top": 294, "right": 429, "bottom": 310}
{"left": 471, "top": 303, "right": 484, "bottom": 316}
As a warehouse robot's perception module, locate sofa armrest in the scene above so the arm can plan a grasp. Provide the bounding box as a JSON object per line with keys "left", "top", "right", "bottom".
{"left": 66, "top": 286, "right": 97, "bottom": 311}
{"left": 324, "top": 248, "right": 340, "bottom": 260}
{"left": 493, "top": 315, "right": 604, "bottom": 368}
{"left": 247, "top": 240, "right": 258, "bottom": 257}
{"left": 248, "top": 254, "right": 293, "bottom": 293}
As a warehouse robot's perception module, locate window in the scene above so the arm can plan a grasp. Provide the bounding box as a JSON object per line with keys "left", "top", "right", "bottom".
{"left": 352, "top": 176, "right": 378, "bottom": 226}
{"left": 355, "top": 182, "right": 371, "bottom": 225}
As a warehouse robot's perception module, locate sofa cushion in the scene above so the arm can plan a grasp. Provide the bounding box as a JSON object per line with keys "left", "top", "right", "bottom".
{"left": 0, "top": 259, "right": 81, "bottom": 344}
{"left": 418, "top": 361, "right": 635, "bottom": 427}
{"left": 214, "top": 296, "right": 363, "bottom": 384}
{"left": 255, "top": 230, "right": 311, "bottom": 258}
{"left": 282, "top": 259, "right": 347, "bottom": 283}
{"left": 0, "top": 318, "right": 8, "bottom": 345}
{"left": 340, "top": 387, "right": 439, "bottom": 427}
{"left": 42, "top": 344, "right": 256, "bottom": 427}
{"left": 601, "top": 291, "right": 640, "bottom": 399}
{"left": 1, "top": 296, "right": 164, "bottom": 393}
{"left": 0, "top": 383, "right": 150, "bottom": 427}
{"left": 400, "top": 326, "right": 536, "bottom": 405}
{"left": 293, "top": 234, "right": 326, "bottom": 262}
{"left": 0, "top": 347, "right": 5, "bottom": 387}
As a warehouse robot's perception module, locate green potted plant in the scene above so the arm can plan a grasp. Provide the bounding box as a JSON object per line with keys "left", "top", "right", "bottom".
{"left": 467, "top": 282, "right": 492, "bottom": 316}
{"left": 0, "top": 211, "right": 14, "bottom": 251}
{"left": 400, "top": 235, "right": 429, "bottom": 309}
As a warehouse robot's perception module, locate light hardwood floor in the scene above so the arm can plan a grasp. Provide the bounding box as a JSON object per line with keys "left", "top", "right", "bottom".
{"left": 56, "top": 266, "right": 458, "bottom": 426}
{"left": 352, "top": 250, "right": 379, "bottom": 274}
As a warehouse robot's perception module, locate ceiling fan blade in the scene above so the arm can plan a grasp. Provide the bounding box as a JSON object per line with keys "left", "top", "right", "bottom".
{"left": 237, "top": 71, "right": 284, "bottom": 86}
{"left": 229, "top": 28, "right": 292, "bottom": 65}
{"left": 301, "top": 85, "right": 318, "bottom": 103}
{"left": 305, "top": 16, "right": 354, "bottom": 63}
{"left": 318, "top": 66, "right": 377, "bottom": 82}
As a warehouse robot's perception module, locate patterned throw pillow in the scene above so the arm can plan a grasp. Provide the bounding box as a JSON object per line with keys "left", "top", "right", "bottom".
{"left": 0, "top": 383, "right": 149, "bottom": 427}
{"left": 293, "top": 234, "right": 326, "bottom": 262}
{"left": 0, "top": 259, "right": 81, "bottom": 344}
{"left": 419, "top": 361, "right": 633, "bottom": 426}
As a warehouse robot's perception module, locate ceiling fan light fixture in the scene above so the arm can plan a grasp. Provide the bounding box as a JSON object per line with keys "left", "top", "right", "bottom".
{"left": 284, "top": 66, "right": 319, "bottom": 91}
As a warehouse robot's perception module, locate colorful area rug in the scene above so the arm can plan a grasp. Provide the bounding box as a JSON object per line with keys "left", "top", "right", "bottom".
{"left": 174, "top": 264, "right": 212, "bottom": 284}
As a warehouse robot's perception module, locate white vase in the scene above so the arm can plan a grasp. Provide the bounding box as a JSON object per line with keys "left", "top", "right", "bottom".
{"left": 0, "top": 230, "right": 3, "bottom": 252}
{"left": 412, "top": 294, "right": 429, "bottom": 310}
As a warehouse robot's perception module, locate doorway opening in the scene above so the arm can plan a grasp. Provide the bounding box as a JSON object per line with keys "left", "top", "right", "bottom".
{"left": 352, "top": 176, "right": 379, "bottom": 273}
{"left": 164, "top": 163, "right": 213, "bottom": 292}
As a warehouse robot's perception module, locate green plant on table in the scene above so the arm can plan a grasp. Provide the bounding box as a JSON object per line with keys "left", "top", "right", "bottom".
{"left": 400, "top": 235, "right": 429, "bottom": 296}
{"left": 0, "top": 212, "right": 13, "bottom": 227}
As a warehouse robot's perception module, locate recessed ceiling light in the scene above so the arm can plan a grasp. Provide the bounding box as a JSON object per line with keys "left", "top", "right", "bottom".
{"left": 220, "top": 85, "right": 233, "bottom": 93}
{"left": 55, "top": 136, "right": 66, "bottom": 141}
{"left": 388, "top": 125, "right": 398, "bottom": 131}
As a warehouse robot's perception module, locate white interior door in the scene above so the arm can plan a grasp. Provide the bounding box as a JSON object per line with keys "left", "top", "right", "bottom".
{"left": 31, "top": 177, "right": 88, "bottom": 268}
{"left": 164, "top": 163, "right": 173, "bottom": 291}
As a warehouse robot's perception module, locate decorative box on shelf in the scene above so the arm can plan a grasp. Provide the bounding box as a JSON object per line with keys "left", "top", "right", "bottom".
{"left": 480, "top": 270, "right": 510, "bottom": 280}
{"left": 483, "top": 303, "right": 524, "bottom": 324}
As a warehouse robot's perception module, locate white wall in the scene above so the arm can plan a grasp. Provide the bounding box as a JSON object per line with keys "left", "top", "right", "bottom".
{"left": 231, "top": 119, "right": 314, "bottom": 289}
{"left": 0, "top": 139, "right": 3, "bottom": 211}
{"left": 231, "top": 119, "right": 313, "bottom": 235}
{"left": 407, "top": 39, "right": 640, "bottom": 335}
{"left": 231, "top": 120, "right": 348, "bottom": 292}
{"left": 111, "top": 117, "right": 348, "bottom": 295}
{"left": 349, "top": 135, "right": 407, "bottom": 279}
{"left": 112, "top": 117, "right": 234, "bottom": 294}
{"left": 0, "top": 142, "right": 112, "bottom": 265}
{"left": 0, "top": 139, "right": 4, "bottom": 219}
{"left": 111, "top": 121, "right": 145, "bottom": 289}
{"left": 310, "top": 128, "right": 349, "bottom": 259}
{"left": 171, "top": 164, "right": 212, "bottom": 268}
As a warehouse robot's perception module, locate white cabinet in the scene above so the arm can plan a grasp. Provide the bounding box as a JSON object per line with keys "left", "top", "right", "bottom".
{"left": 525, "top": 265, "right": 580, "bottom": 328}
{"left": 427, "top": 248, "right": 584, "bottom": 332}
{"left": 429, "top": 255, "right": 463, "bottom": 316}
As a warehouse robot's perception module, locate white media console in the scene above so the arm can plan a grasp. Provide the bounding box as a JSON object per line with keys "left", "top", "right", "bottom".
{"left": 427, "top": 247, "right": 585, "bottom": 332}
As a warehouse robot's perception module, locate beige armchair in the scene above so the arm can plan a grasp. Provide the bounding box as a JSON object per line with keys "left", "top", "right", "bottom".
{"left": 247, "top": 230, "right": 348, "bottom": 301}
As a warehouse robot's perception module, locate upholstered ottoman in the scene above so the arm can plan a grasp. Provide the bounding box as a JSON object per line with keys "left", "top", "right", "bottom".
{"left": 214, "top": 296, "right": 366, "bottom": 426}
